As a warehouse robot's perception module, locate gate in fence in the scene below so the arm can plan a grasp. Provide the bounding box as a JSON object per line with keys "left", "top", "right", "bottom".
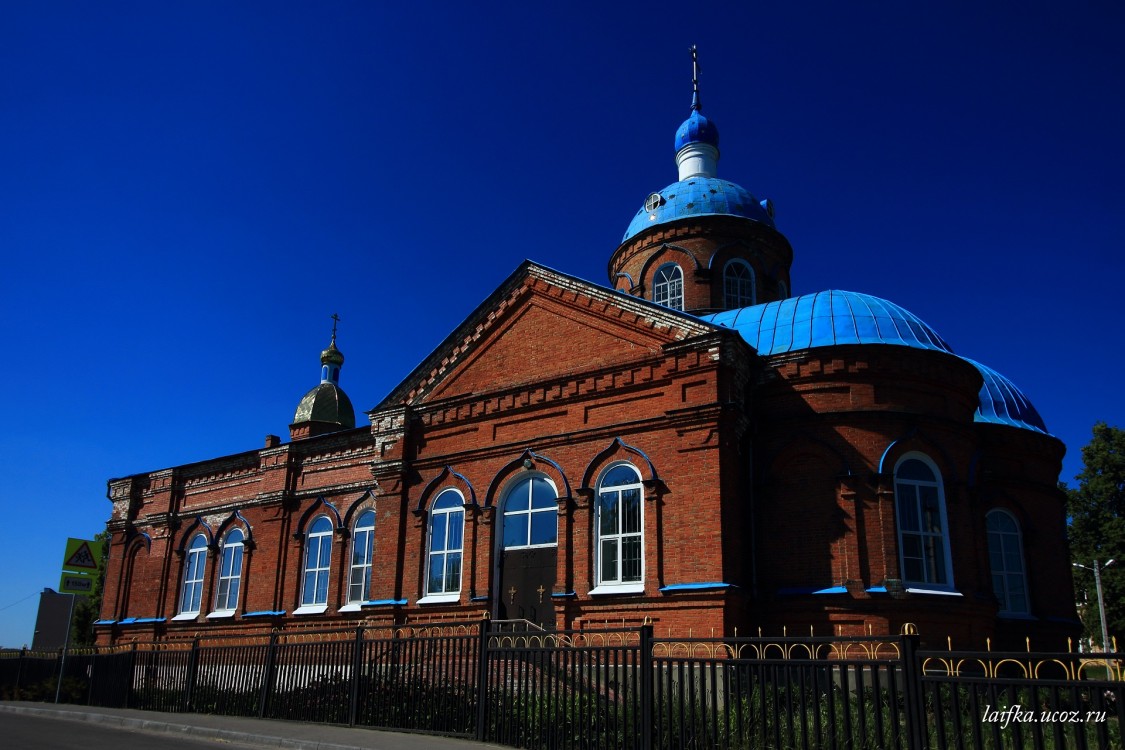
{"left": 2, "top": 622, "right": 1122, "bottom": 749}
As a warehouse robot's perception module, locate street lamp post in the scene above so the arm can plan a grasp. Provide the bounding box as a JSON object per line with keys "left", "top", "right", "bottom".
{"left": 1073, "top": 558, "right": 1116, "bottom": 653}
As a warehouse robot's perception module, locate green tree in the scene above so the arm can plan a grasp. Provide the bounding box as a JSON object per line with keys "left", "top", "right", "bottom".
{"left": 1067, "top": 422, "right": 1125, "bottom": 650}
{"left": 69, "top": 531, "right": 108, "bottom": 646}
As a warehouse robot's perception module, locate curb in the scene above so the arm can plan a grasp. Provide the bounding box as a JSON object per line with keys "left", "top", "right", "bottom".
{"left": 0, "top": 704, "right": 367, "bottom": 750}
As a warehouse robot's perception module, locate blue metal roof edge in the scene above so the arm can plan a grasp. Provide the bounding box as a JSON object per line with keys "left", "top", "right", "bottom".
{"left": 243, "top": 610, "right": 286, "bottom": 618}
{"left": 362, "top": 599, "right": 408, "bottom": 607}
{"left": 93, "top": 619, "right": 116, "bottom": 625}
{"left": 659, "top": 582, "right": 733, "bottom": 592}
{"left": 117, "top": 617, "right": 165, "bottom": 625}
{"left": 777, "top": 586, "right": 849, "bottom": 596}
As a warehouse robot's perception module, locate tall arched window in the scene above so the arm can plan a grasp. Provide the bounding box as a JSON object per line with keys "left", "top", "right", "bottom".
{"left": 723, "top": 260, "right": 756, "bottom": 308}
{"left": 348, "top": 510, "right": 376, "bottom": 605}
{"left": 502, "top": 476, "right": 558, "bottom": 549}
{"left": 424, "top": 490, "right": 464, "bottom": 601}
{"left": 987, "top": 510, "right": 1029, "bottom": 615}
{"left": 894, "top": 454, "right": 954, "bottom": 589}
{"left": 177, "top": 534, "right": 208, "bottom": 617}
{"left": 213, "top": 528, "right": 244, "bottom": 615}
{"left": 653, "top": 263, "right": 684, "bottom": 311}
{"left": 594, "top": 464, "right": 644, "bottom": 592}
{"left": 298, "top": 516, "right": 333, "bottom": 611}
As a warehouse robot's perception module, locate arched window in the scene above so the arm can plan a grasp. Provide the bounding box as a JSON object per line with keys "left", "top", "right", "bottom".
{"left": 213, "top": 528, "right": 244, "bottom": 615}
{"left": 987, "top": 510, "right": 1029, "bottom": 615}
{"left": 424, "top": 490, "right": 464, "bottom": 601}
{"left": 348, "top": 510, "right": 376, "bottom": 605}
{"left": 177, "top": 534, "right": 208, "bottom": 617}
{"left": 723, "top": 260, "right": 756, "bottom": 308}
{"left": 653, "top": 263, "right": 684, "bottom": 311}
{"left": 594, "top": 464, "right": 644, "bottom": 592}
{"left": 894, "top": 454, "right": 954, "bottom": 589}
{"left": 299, "top": 516, "right": 333, "bottom": 611}
{"left": 502, "top": 476, "right": 558, "bottom": 549}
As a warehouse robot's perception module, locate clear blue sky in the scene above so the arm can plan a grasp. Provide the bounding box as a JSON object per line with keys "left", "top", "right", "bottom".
{"left": 1, "top": 3, "right": 1122, "bottom": 647}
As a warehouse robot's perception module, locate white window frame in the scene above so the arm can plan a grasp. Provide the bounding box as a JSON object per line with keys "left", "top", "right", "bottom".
{"left": 653, "top": 263, "right": 684, "bottom": 311}
{"left": 174, "top": 534, "right": 208, "bottom": 620}
{"left": 590, "top": 463, "right": 645, "bottom": 595}
{"left": 209, "top": 528, "right": 244, "bottom": 617}
{"left": 723, "top": 259, "right": 756, "bottom": 308}
{"left": 295, "top": 516, "right": 333, "bottom": 614}
{"left": 419, "top": 489, "right": 464, "bottom": 604}
{"left": 894, "top": 452, "right": 955, "bottom": 590}
{"left": 986, "top": 509, "right": 1030, "bottom": 616}
{"left": 501, "top": 475, "right": 559, "bottom": 550}
{"left": 342, "top": 510, "right": 375, "bottom": 610}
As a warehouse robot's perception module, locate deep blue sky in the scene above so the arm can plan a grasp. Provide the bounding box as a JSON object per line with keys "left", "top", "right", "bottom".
{"left": 1, "top": 3, "right": 1122, "bottom": 646}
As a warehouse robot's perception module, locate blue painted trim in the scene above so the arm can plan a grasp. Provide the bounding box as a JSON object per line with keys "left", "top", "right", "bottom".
{"left": 865, "top": 586, "right": 888, "bottom": 594}
{"left": 93, "top": 619, "right": 116, "bottom": 625}
{"left": 551, "top": 591, "right": 577, "bottom": 598}
{"left": 361, "top": 599, "right": 407, "bottom": 607}
{"left": 660, "top": 582, "right": 731, "bottom": 592}
{"left": 119, "top": 617, "right": 165, "bottom": 625}
{"left": 470, "top": 595, "right": 490, "bottom": 602}
{"left": 243, "top": 610, "right": 286, "bottom": 618}
{"left": 812, "top": 586, "right": 848, "bottom": 595}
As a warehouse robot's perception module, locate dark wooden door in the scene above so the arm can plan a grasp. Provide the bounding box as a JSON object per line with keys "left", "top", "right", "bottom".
{"left": 498, "top": 547, "right": 556, "bottom": 628}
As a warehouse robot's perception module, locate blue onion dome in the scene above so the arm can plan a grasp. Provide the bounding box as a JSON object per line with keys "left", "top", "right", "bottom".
{"left": 702, "top": 290, "right": 954, "bottom": 356}
{"left": 961, "top": 357, "right": 1049, "bottom": 434}
{"left": 675, "top": 109, "right": 719, "bottom": 152}
{"left": 622, "top": 177, "right": 775, "bottom": 242}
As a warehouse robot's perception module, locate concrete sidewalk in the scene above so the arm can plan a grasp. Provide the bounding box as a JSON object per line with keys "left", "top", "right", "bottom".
{"left": 0, "top": 701, "right": 506, "bottom": 750}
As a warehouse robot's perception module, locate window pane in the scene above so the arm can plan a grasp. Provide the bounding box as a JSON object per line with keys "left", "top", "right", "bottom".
{"left": 318, "top": 537, "right": 332, "bottom": 567}
{"left": 310, "top": 516, "right": 332, "bottom": 534}
{"left": 896, "top": 486, "right": 920, "bottom": 531}
{"left": 925, "top": 538, "right": 947, "bottom": 584}
{"left": 428, "top": 554, "right": 444, "bottom": 594}
{"left": 602, "top": 465, "right": 639, "bottom": 488}
{"left": 430, "top": 514, "right": 447, "bottom": 552}
{"left": 903, "top": 557, "right": 923, "bottom": 583}
{"left": 622, "top": 489, "right": 641, "bottom": 534}
{"left": 530, "top": 509, "right": 557, "bottom": 545}
{"left": 919, "top": 486, "right": 942, "bottom": 532}
{"left": 433, "top": 491, "right": 461, "bottom": 511}
{"left": 530, "top": 477, "right": 556, "bottom": 509}
{"left": 504, "top": 515, "right": 529, "bottom": 548}
{"left": 902, "top": 534, "right": 922, "bottom": 560}
{"left": 447, "top": 510, "right": 464, "bottom": 551}
{"left": 600, "top": 539, "right": 618, "bottom": 583}
{"left": 445, "top": 552, "right": 462, "bottom": 592}
{"left": 599, "top": 493, "right": 619, "bottom": 535}
{"left": 506, "top": 484, "right": 530, "bottom": 512}
{"left": 897, "top": 459, "right": 934, "bottom": 482}
{"left": 302, "top": 571, "right": 316, "bottom": 604}
{"left": 622, "top": 537, "right": 642, "bottom": 582}
{"left": 315, "top": 571, "right": 328, "bottom": 603}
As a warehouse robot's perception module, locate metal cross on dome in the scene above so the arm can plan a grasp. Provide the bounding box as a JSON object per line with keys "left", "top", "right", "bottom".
{"left": 330, "top": 312, "right": 340, "bottom": 342}
{"left": 691, "top": 45, "right": 701, "bottom": 111}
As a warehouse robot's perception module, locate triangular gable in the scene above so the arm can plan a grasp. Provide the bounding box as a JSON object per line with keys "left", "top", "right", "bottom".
{"left": 376, "top": 261, "right": 718, "bottom": 409}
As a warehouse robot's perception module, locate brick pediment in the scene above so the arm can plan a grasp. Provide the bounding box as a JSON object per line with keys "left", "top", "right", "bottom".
{"left": 379, "top": 262, "right": 717, "bottom": 407}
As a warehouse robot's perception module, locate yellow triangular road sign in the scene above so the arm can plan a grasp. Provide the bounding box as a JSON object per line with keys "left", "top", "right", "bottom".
{"left": 63, "top": 538, "right": 101, "bottom": 571}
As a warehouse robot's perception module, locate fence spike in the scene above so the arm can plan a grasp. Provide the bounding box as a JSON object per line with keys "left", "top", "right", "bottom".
{"left": 947, "top": 636, "right": 952, "bottom": 652}
{"left": 986, "top": 637, "right": 991, "bottom": 652}
{"left": 1026, "top": 637, "right": 1031, "bottom": 653}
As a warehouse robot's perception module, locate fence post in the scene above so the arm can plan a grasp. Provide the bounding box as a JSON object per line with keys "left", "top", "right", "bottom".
{"left": 14, "top": 648, "right": 26, "bottom": 699}
{"left": 86, "top": 648, "right": 98, "bottom": 706}
{"left": 900, "top": 633, "right": 924, "bottom": 750}
{"left": 184, "top": 637, "right": 200, "bottom": 712}
{"left": 348, "top": 626, "right": 364, "bottom": 727}
{"left": 640, "top": 624, "right": 654, "bottom": 750}
{"left": 258, "top": 632, "right": 278, "bottom": 719}
{"left": 474, "top": 618, "right": 491, "bottom": 742}
{"left": 126, "top": 642, "right": 137, "bottom": 708}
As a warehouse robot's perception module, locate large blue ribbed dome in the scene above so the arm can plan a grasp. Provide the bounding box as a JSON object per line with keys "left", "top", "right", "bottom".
{"left": 703, "top": 290, "right": 954, "bottom": 355}
{"left": 961, "top": 358, "right": 1049, "bottom": 434}
{"left": 701, "top": 291, "right": 1049, "bottom": 433}
{"left": 675, "top": 109, "right": 719, "bottom": 152}
{"left": 622, "top": 177, "right": 775, "bottom": 243}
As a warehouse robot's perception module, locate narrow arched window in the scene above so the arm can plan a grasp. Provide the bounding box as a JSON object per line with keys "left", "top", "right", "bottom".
{"left": 595, "top": 464, "right": 644, "bottom": 591}
{"left": 502, "top": 476, "right": 558, "bottom": 549}
{"left": 425, "top": 490, "right": 464, "bottom": 599}
{"left": 894, "top": 454, "right": 954, "bottom": 588}
{"left": 348, "top": 510, "right": 376, "bottom": 604}
{"left": 723, "top": 260, "right": 756, "bottom": 308}
{"left": 653, "top": 263, "right": 684, "bottom": 311}
{"left": 178, "top": 534, "right": 208, "bottom": 616}
{"left": 213, "top": 528, "right": 244, "bottom": 614}
{"left": 300, "top": 516, "right": 333, "bottom": 608}
{"left": 987, "top": 510, "right": 1029, "bottom": 615}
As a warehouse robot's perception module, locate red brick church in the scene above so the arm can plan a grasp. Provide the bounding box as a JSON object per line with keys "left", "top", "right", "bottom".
{"left": 95, "top": 66, "right": 1079, "bottom": 649}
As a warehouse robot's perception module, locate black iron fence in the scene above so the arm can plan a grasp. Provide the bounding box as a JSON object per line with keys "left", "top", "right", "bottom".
{"left": 2, "top": 622, "right": 1122, "bottom": 749}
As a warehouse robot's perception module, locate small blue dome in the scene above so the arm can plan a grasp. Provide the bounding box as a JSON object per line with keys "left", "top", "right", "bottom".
{"left": 622, "top": 177, "right": 774, "bottom": 243}
{"left": 675, "top": 109, "right": 719, "bottom": 152}
{"left": 961, "top": 358, "right": 1049, "bottom": 434}
{"left": 702, "top": 290, "right": 954, "bottom": 356}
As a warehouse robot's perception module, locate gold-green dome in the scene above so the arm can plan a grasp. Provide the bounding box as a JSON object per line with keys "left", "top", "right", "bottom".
{"left": 321, "top": 339, "right": 344, "bottom": 367}
{"left": 293, "top": 382, "right": 355, "bottom": 429}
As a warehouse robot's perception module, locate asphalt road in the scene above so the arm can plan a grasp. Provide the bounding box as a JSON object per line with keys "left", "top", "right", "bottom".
{"left": 0, "top": 711, "right": 262, "bottom": 750}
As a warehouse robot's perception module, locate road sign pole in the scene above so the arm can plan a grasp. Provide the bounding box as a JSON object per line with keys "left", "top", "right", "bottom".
{"left": 54, "top": 592, "right": 76, "bottom": 704}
